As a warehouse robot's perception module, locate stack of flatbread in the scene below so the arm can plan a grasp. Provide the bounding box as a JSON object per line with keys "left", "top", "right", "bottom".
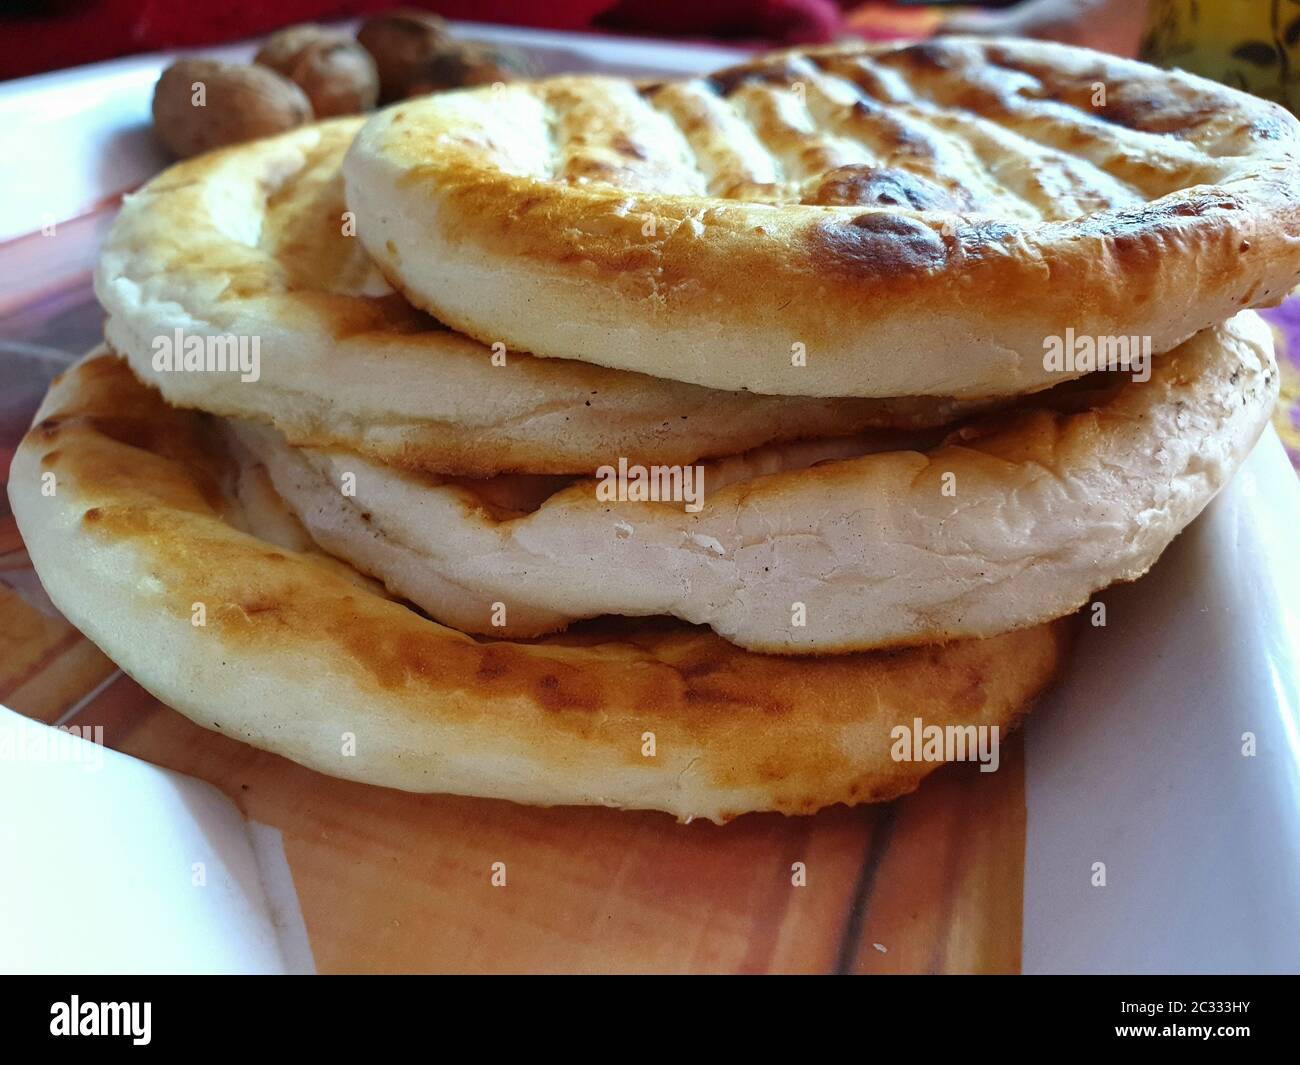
{"left": 11, "top": 39, "right": 1299, "bottom": 821}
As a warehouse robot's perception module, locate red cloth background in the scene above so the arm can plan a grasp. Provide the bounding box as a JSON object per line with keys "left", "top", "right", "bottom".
{"left": 0, "top": 0, "right": 849, "bottom": 81}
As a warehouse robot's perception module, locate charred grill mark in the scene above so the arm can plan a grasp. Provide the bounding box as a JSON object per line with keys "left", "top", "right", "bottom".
{"left": 810, "top": 211, "right": 949, "bottom": 281}
{"left": 806, "top": 164, "right": 967, "bottom": 210}
{"left": 532, "top": 38, "right": 1262, "bottom": 218}
{"left": 609, "top": 132, "right": 648, "bottom": 160}
{"left": 880, "top": 40, "right": 962, "bottom": 75}
{"left": 809, "top": 52, "right": 907, "bottom": 105}
{"left": 809, "top": 59, "right": 988, "bottom": 207}
{"left": 802, "top": 51, "right": 1121, "bottom": 217}
{"left": 706, "top": 59, "right": 811, "bottom": 100}
{"left": 1071, "top": 192, "right": 1242, "bottom": 238}
{"left": 1061, "top": 193, "right": 1246, "bottom": 272}
{"left": 1093, "top": 93, "right": 1210, "bottom": 136}
{"left": 890, "top": 67, "right": 1163, "bottom": 206}
{"left": 981, "top": 44, "right": 1229, "bottom": 139}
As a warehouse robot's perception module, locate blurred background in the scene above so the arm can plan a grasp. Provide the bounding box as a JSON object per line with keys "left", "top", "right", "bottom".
{"left": 2, "top": 2, "right": 1298, "bottom": 113}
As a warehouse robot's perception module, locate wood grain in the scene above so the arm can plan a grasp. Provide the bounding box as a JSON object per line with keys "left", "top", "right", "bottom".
{"left": 0, "top": 577, "right": 117, "bottom": 727}
{"left": 2, "top": 650, "right": 1027, "bottom": 973}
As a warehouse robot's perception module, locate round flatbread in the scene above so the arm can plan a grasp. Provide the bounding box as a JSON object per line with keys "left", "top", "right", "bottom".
{"left": 96, "top": 118, "right": 992, "bottom": 478}
{"left": 8, "top": 352, "right": 1068, "bottom": 821}
{"left": 344, "top": 38, "right": 1300, "bottom": 397}
{"left": 237, "top": 313, "right": 1277, "bottom": 652}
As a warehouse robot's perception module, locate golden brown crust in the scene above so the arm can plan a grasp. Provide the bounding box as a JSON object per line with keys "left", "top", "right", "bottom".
{"left": 8, "top": 353, "right": 1069, "bottom": 821}
{"left": 345, "top": 38, "right": 1300, "bottom": 397}
{"left": 98, "top": 118, "right": 1000, "bottom": 477}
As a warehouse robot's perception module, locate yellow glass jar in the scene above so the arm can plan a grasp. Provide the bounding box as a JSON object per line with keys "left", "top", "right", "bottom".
{"left": 1140, "top": 0, "right": 1300, "bottom": 113}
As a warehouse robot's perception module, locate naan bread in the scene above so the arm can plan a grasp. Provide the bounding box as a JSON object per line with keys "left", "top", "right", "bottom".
{"left": 345, "top": 38, "right": 1300, "bottom": 397}
{"left": 97, "top": 118, "right": 992, "bottom": 477}
{"left": 7, "top": 352, "right": 1068, "bottom": 821}
{"left": 238, "top": 314, "right": 1276, "bottom": 652}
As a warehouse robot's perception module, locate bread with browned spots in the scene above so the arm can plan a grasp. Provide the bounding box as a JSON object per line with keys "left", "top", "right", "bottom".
{"left": 96, "top": 118, "right": 994, "bottom": 478}
{"left": 344, "top": 38, "right": 1300, "bottom": 397}
{"left": 7, "top": 352, "right": 1068, "bottom": 821}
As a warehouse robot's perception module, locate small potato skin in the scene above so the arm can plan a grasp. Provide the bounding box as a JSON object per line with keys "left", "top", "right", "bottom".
{"left": 356, "top": 10, "right": 451, "bottom": 103}
{"left": 255, "top": 26, "right": 379, "bottom": 118}
{"left": 152, "top": 58, "right": 312, "bottom": 159}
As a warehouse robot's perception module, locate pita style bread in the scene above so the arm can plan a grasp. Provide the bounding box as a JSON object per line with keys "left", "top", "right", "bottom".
{"left": 97, "top": 118, "right": 993, "bottom": 478}
{"left": 238, "top": 314, "right": 1276, "bottom": 652}
{"left": 345, "top": 39, "right": 1300, "bottom": 397}
{"left": 7, "top": 352, "right": 1069, "bottom": 821}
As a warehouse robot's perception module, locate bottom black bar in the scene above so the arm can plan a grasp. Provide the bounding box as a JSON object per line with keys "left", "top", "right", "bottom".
{"left": 0, "top": 975, "right": 1292, "bottom": 1051}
